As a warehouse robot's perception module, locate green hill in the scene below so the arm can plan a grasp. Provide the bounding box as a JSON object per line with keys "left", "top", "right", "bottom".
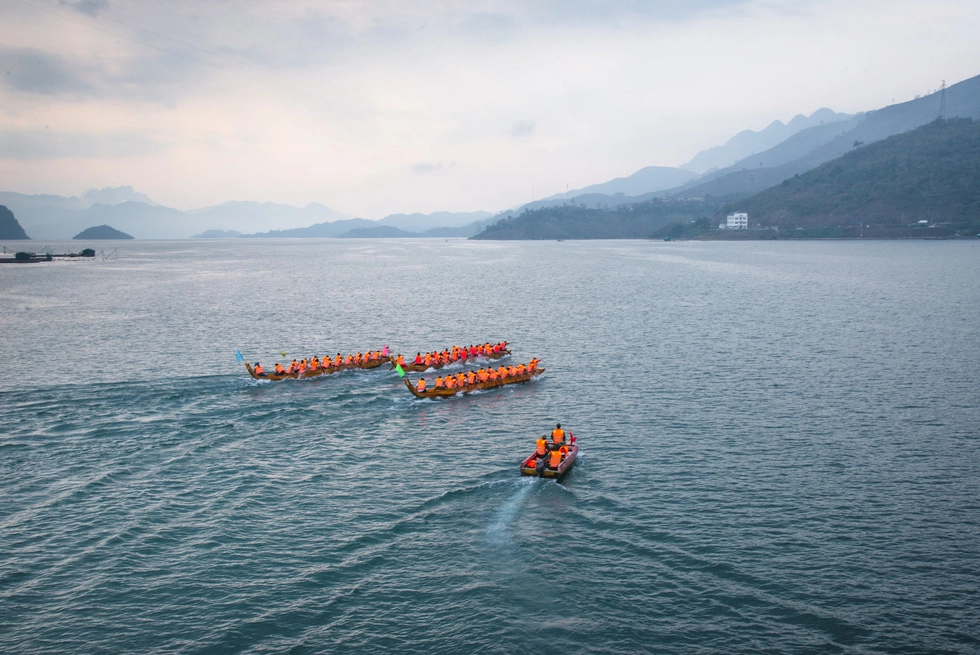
{"left": 0, "top": 205, "right": 30, "bottom": 239}
{"left": 472, "top": 198, "right": 719, "bottom": 240}
{"left": 718, "top": 118, "right": 980, "bottom": 235}
{"left": 73, "top": 224, "right": 134, "bottom": 239}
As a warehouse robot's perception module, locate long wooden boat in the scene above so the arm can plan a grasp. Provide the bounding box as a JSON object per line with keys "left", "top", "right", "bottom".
{"left": 403, "top": 366, "right": 543, "bottom": 398}
{"left": 245, "top": 357, "right": 387, "bottom": 381}
{"left": 391, "top": 348, "right": 511, "bottom": 373}
{"left": 520, "top": 442, "right": 578, "bottom": 480}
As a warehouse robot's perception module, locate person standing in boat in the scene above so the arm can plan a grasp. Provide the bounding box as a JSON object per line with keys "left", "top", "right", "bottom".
{"left": 551, "top": 423, "right": 566, "bottom": 447}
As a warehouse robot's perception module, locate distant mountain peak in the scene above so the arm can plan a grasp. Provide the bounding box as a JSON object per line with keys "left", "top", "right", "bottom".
{"left": 683, "top": 108, "right": 854, "bottom": 174}
{"left": 81, "top": 186, "right": 154, "bottom": 207}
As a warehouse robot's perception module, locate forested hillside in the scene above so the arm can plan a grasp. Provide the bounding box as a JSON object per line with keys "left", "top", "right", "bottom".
{"left": 727, "top": 118, "right": 980, "bottom": 233}
{"left": 472, "top": 199, "right": 719, "bottom": 240}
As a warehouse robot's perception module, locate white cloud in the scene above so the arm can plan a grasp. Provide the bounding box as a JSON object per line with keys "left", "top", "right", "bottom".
{"left": 0, "top": 0, "right": 978, "bottom": 217}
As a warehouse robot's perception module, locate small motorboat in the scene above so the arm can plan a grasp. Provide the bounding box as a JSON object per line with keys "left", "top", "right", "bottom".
{"left": 520, "top": 433, "right": 578, "bottom": 480}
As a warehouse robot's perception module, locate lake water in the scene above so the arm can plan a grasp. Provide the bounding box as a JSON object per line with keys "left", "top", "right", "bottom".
{"left": 1, "top": 238, "right": 978, "bottom": 654}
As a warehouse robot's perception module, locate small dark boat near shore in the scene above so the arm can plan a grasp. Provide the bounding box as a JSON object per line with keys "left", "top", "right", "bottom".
{"left": 0, "top": 249, "right": 97, "bottom": 263}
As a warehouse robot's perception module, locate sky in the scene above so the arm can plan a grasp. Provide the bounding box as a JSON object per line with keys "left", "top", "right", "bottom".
{"left": 1, "top": 0, "right": 979, "bottom": 219}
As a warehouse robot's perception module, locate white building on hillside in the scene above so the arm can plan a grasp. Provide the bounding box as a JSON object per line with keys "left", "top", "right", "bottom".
{"left": 723, "top": 212, "right": 748, "bottom": 229}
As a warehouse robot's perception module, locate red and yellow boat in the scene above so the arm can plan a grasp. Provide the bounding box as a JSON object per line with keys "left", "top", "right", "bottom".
{"left": 520, "top": 433, "right": 578, "bottom": 480}
{"left": 244, "top": 355, "right": 387, "bottom": 380}
{"left": 403, "top": 363, "right": 543, "bottom": 398}
{"left": 390, "top": 343, "right": 511, "bottom": 373}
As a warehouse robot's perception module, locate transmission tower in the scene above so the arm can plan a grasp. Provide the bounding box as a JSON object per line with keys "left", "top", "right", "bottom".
{"left": 939, "top": 80, "right": 947, "bottom": 121}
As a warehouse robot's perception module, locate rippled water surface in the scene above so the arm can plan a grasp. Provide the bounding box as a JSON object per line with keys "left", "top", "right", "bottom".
{"left": 2, "top": 239, "right": 979, "bottom": 654}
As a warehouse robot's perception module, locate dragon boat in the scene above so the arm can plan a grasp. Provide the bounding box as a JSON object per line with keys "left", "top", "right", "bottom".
{"left": 520, "top": 436, "right": 578, "bottom": 480}
{"left": 391, "top": 347, "right": 511, "bottom": 373}
{"left": 403, "top": 365, "right": 543, "bottom": 398}
{"left": 244, "top": 357, "right": 387, "bottom": 381}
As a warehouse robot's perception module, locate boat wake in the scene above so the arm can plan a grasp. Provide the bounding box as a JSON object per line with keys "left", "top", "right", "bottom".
{"left": 486, "top": 478, "right": 537, "bottom": 548}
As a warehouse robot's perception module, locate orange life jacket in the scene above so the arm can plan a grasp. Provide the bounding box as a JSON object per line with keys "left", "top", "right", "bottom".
{"left": 549, "top": 450, "right": 562, "bottom": 468}
{"left": 417, "top": 379, "right": 427, "bottom": 392}
{"left": 536, "top": 438, "right": 547, "bottom": 456}
{"left": 434, "top": 377, "right": 444, "bottom": 388}
{"left": 275, "top": 364, "right": 285, "bottom": 374}
{"left": 424, "top": 354, "right": 433, "bottom": 366}
{"left": 445, "top": 377, "right": 456, "bottom": 388}
{"left": 551, "top": 429, "right": 565, "bottom": 444}
{"left": 254, "top": 365, "right": 264, "bottom": 375}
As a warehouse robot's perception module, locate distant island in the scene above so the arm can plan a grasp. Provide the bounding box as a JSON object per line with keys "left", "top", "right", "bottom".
{"left": 0, "top": 205, "right": 30, "bottom": 239}
{"left": 74, "top": 225, "right": 134, "bottom": 239}
{"left": 191, "top": 229, "right": 243, "bottom": 238}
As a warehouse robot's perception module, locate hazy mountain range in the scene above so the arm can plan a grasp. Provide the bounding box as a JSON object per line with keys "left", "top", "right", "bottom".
{"left": 3, "top": 73, "right": 978, "bottom": 240}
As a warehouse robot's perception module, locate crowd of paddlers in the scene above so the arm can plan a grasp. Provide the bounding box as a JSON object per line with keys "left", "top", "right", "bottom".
{"left": 413, "top": 358, "right": 539, "bottom": 393}
{"left": 390, "top": 341, "right": 508, "bottom": 369}
{"left": 251, "top": 349, "right": 388, "bottom": 377}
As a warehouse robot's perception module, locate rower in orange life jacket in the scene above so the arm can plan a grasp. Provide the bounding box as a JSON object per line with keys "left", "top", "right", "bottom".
{"left": 551, "top": 423, "right": 566, "bottom": 445}
{"left": 536, "top": 438, "right": 548, "bottom": 456}
{"left": 549, "top": 448, "right": 562, "bottom": 469}
{"left": 416, "top": 377, "right": 427, "bottom": 393}
{"left": 253, "top": 363, "right": 265, "bottom": 376}
{"left": 274, "top": 363, "right": 285, "bottom": 375}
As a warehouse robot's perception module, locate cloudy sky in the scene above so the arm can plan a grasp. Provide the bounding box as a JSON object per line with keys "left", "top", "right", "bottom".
{"left": 2, "top": 0, "right": 978, "bottom": 218}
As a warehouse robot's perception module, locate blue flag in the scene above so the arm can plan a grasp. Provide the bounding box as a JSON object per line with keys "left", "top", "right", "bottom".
{"left": 235, "top": 350, "right": 244, "bottom": 362}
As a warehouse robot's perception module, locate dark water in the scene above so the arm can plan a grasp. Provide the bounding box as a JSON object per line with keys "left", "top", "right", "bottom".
{"left": 1, "top": 239, "right": 978, "bottom": 654}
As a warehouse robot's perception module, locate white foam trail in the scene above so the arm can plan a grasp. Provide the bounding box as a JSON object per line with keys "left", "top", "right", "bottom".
{"left": 486, "top": 479, "right": 536, "bottom": 547}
